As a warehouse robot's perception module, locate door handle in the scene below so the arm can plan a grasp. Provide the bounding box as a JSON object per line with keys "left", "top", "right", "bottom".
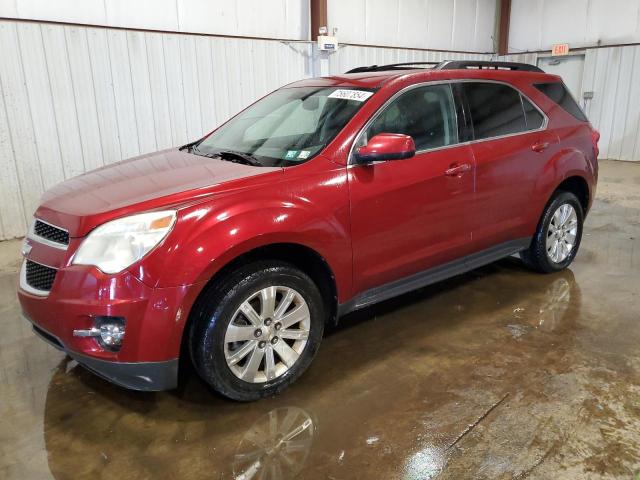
{"left": 531, "top": 141, "right": 549, "bottom": 153}
{"left": 444, "top": 163, "right": 471, "bottom": 177}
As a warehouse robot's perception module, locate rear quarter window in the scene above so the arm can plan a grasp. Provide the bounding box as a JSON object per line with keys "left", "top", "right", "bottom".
{"left": 534, "top": 82, "right": 588, "bottom": 122}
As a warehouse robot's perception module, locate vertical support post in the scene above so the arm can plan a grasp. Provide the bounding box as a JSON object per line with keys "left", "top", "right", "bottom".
{"left": 310, "top": 0, "right": 328, "bottom": 41}
{"left": 309, "top": 0, "right": 329, "bottom": 77}
{"left": 497, "top": 0, "right": 511, "bottom": 56}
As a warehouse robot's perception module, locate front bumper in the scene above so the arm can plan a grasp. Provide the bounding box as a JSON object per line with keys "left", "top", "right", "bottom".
{"left": 28, "top": 315, "right": 178, "bottom": 391}
{"left": 18, "top": 261, "right": 202, "bottom": 391}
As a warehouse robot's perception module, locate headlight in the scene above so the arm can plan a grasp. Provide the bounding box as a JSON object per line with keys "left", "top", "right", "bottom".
{"left": 72, "top": 211, "right": 177, "bottom": 274}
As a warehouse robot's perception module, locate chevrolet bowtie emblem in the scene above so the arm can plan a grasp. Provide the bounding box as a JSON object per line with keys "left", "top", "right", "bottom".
{"left": 21, "top": 239, "right": 32, "bottom": 257}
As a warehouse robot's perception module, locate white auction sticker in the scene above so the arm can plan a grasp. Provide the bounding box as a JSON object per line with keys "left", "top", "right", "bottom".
{"left": 328, "top": 89, "right": 374, "bottom": 102}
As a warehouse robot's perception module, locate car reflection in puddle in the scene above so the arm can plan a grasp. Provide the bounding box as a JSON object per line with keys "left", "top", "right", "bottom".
{"left": 233, "top": 407, "right": 316, "bottom": 480}
{"left": 536, "top": 275, "right": 573, "bottom": 330}
{"left": 506, "top": 268, "right": 580, "bottom": 340}
{"left": 43, "top": 363, "right": 317, "bottom": 480}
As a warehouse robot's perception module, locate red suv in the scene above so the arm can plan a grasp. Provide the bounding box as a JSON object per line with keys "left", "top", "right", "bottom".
{"left": 18, "top": 61, "right": 598, "bottom": 400}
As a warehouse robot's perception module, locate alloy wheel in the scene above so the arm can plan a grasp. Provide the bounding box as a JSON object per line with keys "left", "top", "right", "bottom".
{"left": 546, "top": 203, "right": 578, "bottom": 263}
{"left": 224, "top": 286, "right": 311, "bottom": 383}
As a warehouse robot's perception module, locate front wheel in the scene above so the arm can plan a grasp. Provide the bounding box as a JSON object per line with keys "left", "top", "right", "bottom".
{"left": 189, "top": 261, "right": 325, "bottom": 401}
{"left": 520, "top": 191, "right": 584, "bottom": 273}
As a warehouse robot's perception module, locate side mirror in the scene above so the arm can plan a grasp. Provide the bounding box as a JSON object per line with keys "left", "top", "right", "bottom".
{"left": 353, "top": 133, "right": 415, "bottom": 164}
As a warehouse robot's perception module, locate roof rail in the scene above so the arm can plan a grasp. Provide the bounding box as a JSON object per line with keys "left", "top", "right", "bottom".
{"left": 345, "top": 62, "right": 439, "bottom": 74}
{"left": 437, "top": 60, "right": 544, "bottom": 73}
{"left": 344, "top": 60, "right": 543, "bottom": 74}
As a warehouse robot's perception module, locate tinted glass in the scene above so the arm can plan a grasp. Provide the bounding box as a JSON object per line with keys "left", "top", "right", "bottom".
{"left": 522, "top": 96, "right": 544, "bottom": 130}
{"left": 196, "top": 87, "right": 373, "bottom": 167}
{"left": 534, "top": 82, "right": 588, "bottom": 122}
{"left": 358, "top": 84, "right": 458, "bottom": 152}
{"left": 462, "top": 83, "right": 526, "bottom": 139}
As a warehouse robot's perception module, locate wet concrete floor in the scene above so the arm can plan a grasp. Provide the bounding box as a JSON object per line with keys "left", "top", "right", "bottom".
{"left": 1, "top": 160, "right": 639, "bottom": 479}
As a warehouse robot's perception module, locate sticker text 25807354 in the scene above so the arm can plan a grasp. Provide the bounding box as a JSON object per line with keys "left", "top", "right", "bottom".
{"left": 328, "top": 89, "right": 374, "bottom": 102}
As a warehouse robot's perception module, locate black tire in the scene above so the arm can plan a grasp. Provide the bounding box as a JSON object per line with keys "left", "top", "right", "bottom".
{"left": 189, "top": 261, "right": 325, "bottom": 401}
{"left": 520, "top": 191, "right": 584, "bottom": 273}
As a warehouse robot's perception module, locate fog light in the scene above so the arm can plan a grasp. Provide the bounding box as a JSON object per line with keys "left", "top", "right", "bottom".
{"left": 100, "top": 322, "right": 125, "bottom": 347}
{"left": 73, "top": 316, "right": 126, "bottom": 351}
{"left": 96, "top": 316, "right": 126, "bottom": 351}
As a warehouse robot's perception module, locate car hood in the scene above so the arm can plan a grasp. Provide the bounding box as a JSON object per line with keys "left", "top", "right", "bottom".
{"left": 35, "top": 148, "right": 282, "bottom": 237}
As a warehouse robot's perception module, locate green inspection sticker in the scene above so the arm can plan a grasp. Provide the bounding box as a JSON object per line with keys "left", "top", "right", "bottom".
{"left": 284, "top": 150, "right": 299, "bottom": 159}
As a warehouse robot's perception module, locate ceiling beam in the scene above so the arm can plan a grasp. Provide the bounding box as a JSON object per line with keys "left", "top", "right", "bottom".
{"left": 497, "top": 0, "right": 512, "bottom": 55}
{"left": 310, "top": 0, "right": 328, "bottom": 41}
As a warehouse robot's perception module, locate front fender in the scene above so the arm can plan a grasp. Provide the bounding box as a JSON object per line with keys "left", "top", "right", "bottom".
{"left": 129, "top": 169, "right": 352, "bottom": 299}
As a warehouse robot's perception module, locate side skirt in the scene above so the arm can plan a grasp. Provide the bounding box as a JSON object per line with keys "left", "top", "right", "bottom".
{"left": 338, "top": 238, "right": 531, "bottom": 317}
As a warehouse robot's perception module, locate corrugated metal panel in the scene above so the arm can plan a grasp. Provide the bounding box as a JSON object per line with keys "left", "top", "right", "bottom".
{"left": 328, "top": 0, "right": 497, "bottom": 53}
{"left": 582, "top": 45, "right": 640, "bottom": 161}
{"left": 0, "top": 19, "right": 310, "bottom": 240}
{"left": 509, "top": 0, "right": 640, "bottom": 52}
{"left": 0, "top": 0, "right": 310, "bottom": 40}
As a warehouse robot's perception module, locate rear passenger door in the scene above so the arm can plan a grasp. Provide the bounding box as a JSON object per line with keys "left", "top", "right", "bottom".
{"left": 457, "top": 81, "right": 557, "bottom": 252}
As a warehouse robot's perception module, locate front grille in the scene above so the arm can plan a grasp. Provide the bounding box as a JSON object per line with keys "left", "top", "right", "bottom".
{"left": 33, "top": 220, "right": 69, "bottom": 245}
{"left": 25, "top": 260, "right": 57, "bottom": 291}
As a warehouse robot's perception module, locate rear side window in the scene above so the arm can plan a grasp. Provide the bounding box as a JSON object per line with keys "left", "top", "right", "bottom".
{"left": 461, "top": 83, "right": 527, "bottom": 140}
{"left": 534, "top": 82, "right": 588, "bottom": 122}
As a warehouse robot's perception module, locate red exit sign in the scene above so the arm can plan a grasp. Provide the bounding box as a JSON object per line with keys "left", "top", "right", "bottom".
{"left": 552, "top": 43, "right": 570, "bottom": 56}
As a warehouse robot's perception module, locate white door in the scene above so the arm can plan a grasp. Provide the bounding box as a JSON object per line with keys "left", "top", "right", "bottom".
{"left": 537, "top": 55, "right": 585, "bottom": 100}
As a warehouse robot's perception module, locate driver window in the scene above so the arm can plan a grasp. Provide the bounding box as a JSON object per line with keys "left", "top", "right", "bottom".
{"left": 356, "top": 83, "right": 458, "bottom": 152}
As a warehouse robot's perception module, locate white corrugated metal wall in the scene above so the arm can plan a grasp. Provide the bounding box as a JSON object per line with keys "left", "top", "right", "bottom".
{"left": 581, "top": 45, "right": 640, "bottom": 162}
{"left": 0, "top": 0, "right": 311, "bottom": 40}
{"left": 327, "top": 0, "right": 498, "bottom": 52}
{"left": 509, "top": 0, "right": 640, "bottom": 52}
{"left": 0, "top": 19, "right": 313, "bottom": 240}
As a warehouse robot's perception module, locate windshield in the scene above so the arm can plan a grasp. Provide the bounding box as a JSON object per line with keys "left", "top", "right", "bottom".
{"left": 193, "top": 86, "right": 375, "bottom": 167}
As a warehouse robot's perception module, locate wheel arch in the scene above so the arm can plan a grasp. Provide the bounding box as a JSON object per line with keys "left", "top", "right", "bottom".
{"left": 205, "top": 242, "right": 338, "bottom": 323}
{"left": 540, "top": 143, "right": 595, "bottom": 215}
{"left": 533, "top": 174, "right": 590, "bottom": 234}
{"left": 554, "top": 175, "right": 590, "bottom": 214}
{"left": 179, "top": 242, "right": 339, "bottom": 367}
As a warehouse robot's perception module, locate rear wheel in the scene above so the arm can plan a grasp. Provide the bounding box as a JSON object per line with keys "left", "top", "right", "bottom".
{"left": 189, "top": 261, "right": 325, "bottom": 401}
{"left": 520, "top": 191, "right": 584, "bottom": 273}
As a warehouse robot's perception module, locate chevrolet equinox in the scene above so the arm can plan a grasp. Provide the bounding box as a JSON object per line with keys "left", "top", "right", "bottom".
{"left": 18, "top": 60, "right": 599, "bottom": 401}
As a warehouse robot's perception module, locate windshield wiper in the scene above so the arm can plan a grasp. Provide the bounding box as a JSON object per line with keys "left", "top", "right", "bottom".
{"left": 189, "top": 144, "right": 208, "bottom": 156}
{"left": 189, "top": 145, "right": 263, "bottom": 167}
{"left": 216, "top": 150, "right": 263, "bottom": 167}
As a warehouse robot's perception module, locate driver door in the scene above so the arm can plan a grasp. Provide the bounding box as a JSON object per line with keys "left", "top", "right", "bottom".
{"left": 348, "top": 83, "right": 476, "bottom": 294}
